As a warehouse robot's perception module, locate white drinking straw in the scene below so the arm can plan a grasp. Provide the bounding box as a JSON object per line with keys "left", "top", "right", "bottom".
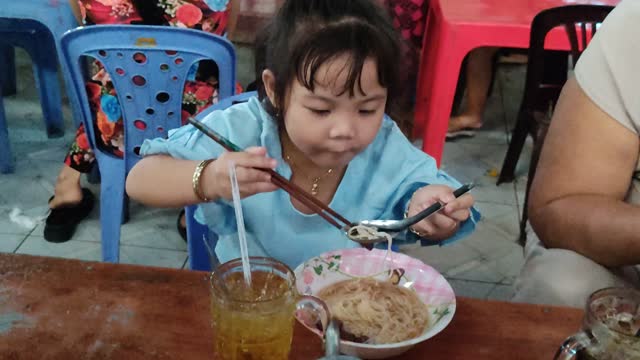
{"left": 228, "top": 161, "right": 252, "bottom": 287}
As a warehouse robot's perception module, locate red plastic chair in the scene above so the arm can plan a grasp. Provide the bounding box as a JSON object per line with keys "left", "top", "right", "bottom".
{"left": 412, "top": 0, "right": 621, "bottom": 167}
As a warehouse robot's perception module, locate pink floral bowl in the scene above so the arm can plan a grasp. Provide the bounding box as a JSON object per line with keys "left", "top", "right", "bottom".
{"left": 293, "top": 248, "right": 456, "bottom": 359}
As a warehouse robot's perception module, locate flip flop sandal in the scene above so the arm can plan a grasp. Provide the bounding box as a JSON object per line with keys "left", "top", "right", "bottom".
{"left": 177, "top": 209, "right": 187, "bottom": 242}
{"left": 446, "top": 128, "right": 477, "bottom": 140}
{"left": 44, "top": 188, "right": 95, "bottom": 243}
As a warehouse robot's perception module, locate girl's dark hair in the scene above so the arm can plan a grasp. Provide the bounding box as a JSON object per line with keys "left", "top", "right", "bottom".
{"left": 256, "top": 0, "right": 402, "bottom": 125}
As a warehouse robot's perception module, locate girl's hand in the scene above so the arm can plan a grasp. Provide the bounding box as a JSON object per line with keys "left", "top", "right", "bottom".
{"left": 204, "top": 147, "right": 279, "bottom": 200}
{"left": 407, "top": 185, "right": 475, "bottom": 240}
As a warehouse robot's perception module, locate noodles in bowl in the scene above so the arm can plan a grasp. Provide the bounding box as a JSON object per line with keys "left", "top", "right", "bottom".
{"left": 317, "top": 278, "right": 429, "bottom": 344}
{"left": 294, "top": 248, "right": 455, "bottom": 359}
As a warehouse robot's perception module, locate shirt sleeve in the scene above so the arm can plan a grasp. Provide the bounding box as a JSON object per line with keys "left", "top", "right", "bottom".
{"left": 369, "top": 119, "right": 481, "bottom": 248}
{"left": 139, "top": 97, "right": 266, "bottom": 229}
{"left": 574, "top": 0, "right": 640, "bottom": 135}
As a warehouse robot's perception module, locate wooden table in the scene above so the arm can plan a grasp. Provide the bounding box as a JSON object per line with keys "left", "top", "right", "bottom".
{"left": 413, "top": 0, "right": 620, "bottom": 166}
{"left": 0, "top": 254, "right": 583, "bottom": 359}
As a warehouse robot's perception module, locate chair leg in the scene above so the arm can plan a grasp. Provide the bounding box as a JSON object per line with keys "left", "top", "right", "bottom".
{"left": 99, "top": 163, "right": 126, "bottom": 263}
{"left": 122, "top": 194, "right": 130, "bottom": 225}
{"left": 186, "top": 205, "right": 216, "bottom": 271}
{"left": 30, "top": 33, "right": 64, "bottom": 138}
{"left": 419, "top": 42, "right": 472, "bottom": 165}
{"left": 498, "top": 109, "right": 532, "bottom": 184}
{"left": 0, "top": 96, "right": 14, "bottom": 174}
{"left": 0, "top": 45, "right": 17, "bottom": 96}
{"left": 87, "top": 165, "right": 101, "bottom": 184}
{"left": 519, "top": 123, "right": 548, "bottom": 244}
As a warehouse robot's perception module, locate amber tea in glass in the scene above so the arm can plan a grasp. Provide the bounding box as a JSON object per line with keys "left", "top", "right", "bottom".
{"left": 210, "top": 257, "right": 326, "bottom": 360}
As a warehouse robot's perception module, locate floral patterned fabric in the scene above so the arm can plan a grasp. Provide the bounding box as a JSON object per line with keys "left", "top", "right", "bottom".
{"left": 382, "top": 0, "right": 428, "bottom": 95}
{"left": 384, "top": 0, "right": 427, "bottom": 50}
{"left": 65, "top": 0, "right": 240, "bottom": 172}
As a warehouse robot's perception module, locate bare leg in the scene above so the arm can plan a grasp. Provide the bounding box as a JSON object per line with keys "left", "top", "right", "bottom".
{"left": 48, "top": 165, "right": 83, "bottom": 208}
{"left": 226, "top": 0, "right": 241, "bottom": 40}
{"left": 448, "top": 47, "right": 500, "bottom": 132}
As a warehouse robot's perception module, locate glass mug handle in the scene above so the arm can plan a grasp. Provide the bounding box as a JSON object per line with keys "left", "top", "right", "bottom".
{"left": 554, "top": 331, "right": 596, "bottom": 360}
{"left": 296, "top": 296, "right": 361, "bottom": 360}
{"left": 321, "top": 319, "right": 361, "bottom": 360}
{"left": 296, "top": 295, "right": 330, "bottom": 332}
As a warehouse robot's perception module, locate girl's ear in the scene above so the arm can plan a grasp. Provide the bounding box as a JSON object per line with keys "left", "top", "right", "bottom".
{"left": 262, "top": 69, "right": 278, "bottom": 109}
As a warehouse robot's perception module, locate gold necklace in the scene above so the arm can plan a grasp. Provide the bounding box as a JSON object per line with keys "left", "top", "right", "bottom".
{"left": 284, "top": 154, "right": 334, "bottom": 196}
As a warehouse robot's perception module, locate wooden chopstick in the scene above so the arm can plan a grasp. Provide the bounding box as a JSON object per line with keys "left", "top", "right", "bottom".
{"left": 187, "top": 117, "right": 354, "bottom": 231}
{"left": 269, "top": 175, "right": 344, "bottom": 229}
{"left": 266, "top": 166, "right": 352, "bottom": 226}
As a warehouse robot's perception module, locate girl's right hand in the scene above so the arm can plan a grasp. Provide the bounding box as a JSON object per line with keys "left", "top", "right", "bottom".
{"left": 203, "top": 147, "right": 279, "bottom": 200}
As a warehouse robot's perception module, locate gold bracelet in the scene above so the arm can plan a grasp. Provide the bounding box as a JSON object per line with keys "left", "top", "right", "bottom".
{"left": 192, "top": 159, "right": 215, "bottom": 202}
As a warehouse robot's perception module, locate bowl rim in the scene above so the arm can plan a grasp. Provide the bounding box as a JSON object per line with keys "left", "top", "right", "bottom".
{"left": 293, "top": 248, "right": 457, "bottom": 349}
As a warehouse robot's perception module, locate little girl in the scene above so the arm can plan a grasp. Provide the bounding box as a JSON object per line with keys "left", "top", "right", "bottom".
{"left": 126, "top": 0, "right": 480, "bottom": 269}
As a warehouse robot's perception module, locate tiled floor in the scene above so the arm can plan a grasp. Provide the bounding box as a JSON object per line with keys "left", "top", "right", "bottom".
{"left": 0, "top": 46, "right": 532, "bottom": 302}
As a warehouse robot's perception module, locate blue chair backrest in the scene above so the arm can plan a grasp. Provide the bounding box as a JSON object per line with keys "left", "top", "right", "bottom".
{"left": 60, "top": 25, "right": 236, "bottom": 172}
{"left": 186, "top": 91, "right": 257, "bottom": 271}
{"left": 199, "top": 91, "right": 258, "bottom": 117}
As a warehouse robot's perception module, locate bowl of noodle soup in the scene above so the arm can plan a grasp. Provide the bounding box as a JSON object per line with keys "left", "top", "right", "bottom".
{"left": 294, "top": 248, "right": 455, "bottom": 359}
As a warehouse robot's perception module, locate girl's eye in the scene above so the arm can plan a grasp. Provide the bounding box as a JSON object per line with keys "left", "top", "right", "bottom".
{"left": 308, "top": 108, "right": 330, "bottom": 116}
{"left": 359, "top": 109, "right": 376, "bottom": 115}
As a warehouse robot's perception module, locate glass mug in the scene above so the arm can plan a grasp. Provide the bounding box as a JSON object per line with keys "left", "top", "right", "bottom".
{"left": 317, "top": 320, "right": 361, "bottom": 360}
{"left": 555, "top": 287, "right": 640, "bottom": 360}
{"left": 210, "top": 257, "right": 328, "bottom": 360}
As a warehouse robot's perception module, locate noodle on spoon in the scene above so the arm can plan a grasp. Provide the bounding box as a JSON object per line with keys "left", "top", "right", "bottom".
{"left": 347, "top": 225, "right": 394, "bottom": 269}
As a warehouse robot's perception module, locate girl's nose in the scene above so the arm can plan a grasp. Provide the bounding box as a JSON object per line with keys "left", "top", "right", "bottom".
{"left": 329, "top": 114, "right": 356, "bottom": 139}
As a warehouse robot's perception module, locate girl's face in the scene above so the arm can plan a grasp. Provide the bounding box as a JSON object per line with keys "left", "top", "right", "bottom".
{"left": 265, "top": 55, "right": 387, "bottom": 168}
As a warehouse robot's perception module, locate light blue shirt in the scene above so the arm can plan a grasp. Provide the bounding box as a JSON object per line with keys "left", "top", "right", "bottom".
{"left": 141, "top": 97, "right": 480, "bottom": 269}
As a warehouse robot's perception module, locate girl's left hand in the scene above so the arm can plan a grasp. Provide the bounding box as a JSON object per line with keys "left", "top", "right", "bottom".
{"left": 407, "top": 185, "right": 475, "bottom": 241}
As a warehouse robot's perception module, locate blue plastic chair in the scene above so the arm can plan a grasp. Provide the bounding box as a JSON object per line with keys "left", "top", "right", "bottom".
{"left": 185, "top": 91, "right": 257, "bottom": 271}
{"left": 0, "top": 0, "right": 78, "bottom": 97}
{"left": 0, "top": 18, "right": 66, "bottom": 173}
{"left": 59, "top": 25, "right": 236, "bottom": 263}
{"left": 0, "top": 2, "right": 79, "bottom": 173}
